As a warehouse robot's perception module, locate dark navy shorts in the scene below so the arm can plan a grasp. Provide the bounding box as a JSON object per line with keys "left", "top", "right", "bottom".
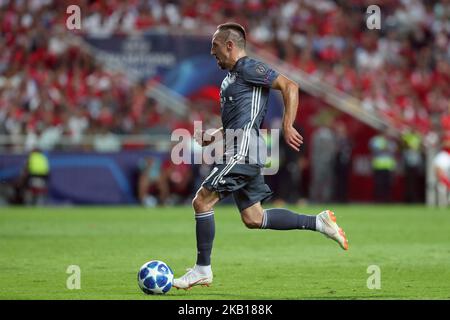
{"left": 202, "top": 163, "right": 273, "bottom": 212}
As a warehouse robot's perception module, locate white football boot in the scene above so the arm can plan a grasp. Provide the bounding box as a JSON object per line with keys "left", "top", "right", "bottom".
{"left": 316, "top": 210, "right": 349, "bottom": 250}
{"left": 173, "top": 265, "right": 213, "bottom": 290}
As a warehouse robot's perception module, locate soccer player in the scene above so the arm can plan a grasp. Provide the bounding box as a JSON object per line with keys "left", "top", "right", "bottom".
{"left": 173, "top": 22, "right": 348, "bottom": 290}
{"left": 433, "top": 139, "right": 450, "bottom": 206}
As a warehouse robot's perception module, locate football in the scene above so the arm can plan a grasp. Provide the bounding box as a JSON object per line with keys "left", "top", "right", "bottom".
{"left": 137, "top": 260, "right": 174, "bottom": 294}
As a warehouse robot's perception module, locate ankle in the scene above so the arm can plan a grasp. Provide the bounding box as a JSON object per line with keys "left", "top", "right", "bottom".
{"left": 315, "top": 215, "right": 325, "bottom": 233}
{"left": 194, "top": 264, "right": 212, "bottom": 275}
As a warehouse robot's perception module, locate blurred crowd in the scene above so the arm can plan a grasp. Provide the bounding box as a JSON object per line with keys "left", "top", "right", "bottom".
{"left": 241, "top": 0, "right": 450, "bottom": 135}
{"left": 66, "top": 0, "right": 450, "bottom": 134}
{"left": 0, "top": 0, "right": 449, "bottom": 205}
{"left": 1, "top": 0, "right": 449, "bottom": 152}
{"left": 0, "top": 0, "right": 215, "bottom": 152}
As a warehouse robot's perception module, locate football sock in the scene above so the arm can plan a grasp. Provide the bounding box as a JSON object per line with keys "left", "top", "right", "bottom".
{"left": 195, "top": 210, "right": 215, "bottom": 266}
{"left": 261, "top": 208, "right": 316, "bottom": 231}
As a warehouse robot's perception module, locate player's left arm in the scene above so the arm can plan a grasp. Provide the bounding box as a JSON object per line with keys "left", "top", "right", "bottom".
{"left": 271, "top": 75, "right": 303, "bottom": 151}
{"left": 194, "top": 127, "right": 224, "bottom": 147}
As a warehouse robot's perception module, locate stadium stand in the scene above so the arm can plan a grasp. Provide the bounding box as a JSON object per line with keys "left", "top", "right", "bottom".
{"left": 1, "top": 0, "right": 448, "bottom": 152}
{"left": 0, "top": 0, "right": 448, "bottom": 205}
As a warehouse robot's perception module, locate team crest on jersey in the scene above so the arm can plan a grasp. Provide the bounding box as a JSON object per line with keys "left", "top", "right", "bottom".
{"left": 256, "top": 63, "right": 266, "bottom": 74}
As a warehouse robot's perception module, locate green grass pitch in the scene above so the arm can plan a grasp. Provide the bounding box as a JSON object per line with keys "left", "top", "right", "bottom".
{"left": 0, "top": 205, "right": 449, "bottom": 300}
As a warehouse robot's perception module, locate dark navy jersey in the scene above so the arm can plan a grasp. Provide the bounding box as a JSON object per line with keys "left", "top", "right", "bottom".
{"left": 219, "top": 56, "right": 279, "bottom": 166}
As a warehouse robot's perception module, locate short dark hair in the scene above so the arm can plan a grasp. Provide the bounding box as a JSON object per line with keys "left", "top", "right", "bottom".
{"left": 217, "top": 22, "right": 246, "bottom": 49}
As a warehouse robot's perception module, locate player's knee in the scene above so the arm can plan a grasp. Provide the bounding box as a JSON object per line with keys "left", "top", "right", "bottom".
{"left": 192, "top": 190, "right": 212, "bottom": 213}
{"left": 240, "top": 205, "right": 264, "bottom": 229}
{"left": 192, "top": 195, "right": 205, "bottom": 212}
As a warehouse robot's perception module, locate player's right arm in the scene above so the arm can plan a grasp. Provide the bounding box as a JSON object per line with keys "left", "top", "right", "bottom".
{"left": 271, "top": 74, "right": 303, "bottom": 151}
{"left": 194, "top": 127, "right": 224, "bottom": 147}
{"left": 241, "top": 59, "right": 303, "bottom": 151}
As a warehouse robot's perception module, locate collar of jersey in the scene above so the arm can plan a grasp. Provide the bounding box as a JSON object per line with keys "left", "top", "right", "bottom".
{"left": 231, "top": 56, "right": 248, "bottom": 72}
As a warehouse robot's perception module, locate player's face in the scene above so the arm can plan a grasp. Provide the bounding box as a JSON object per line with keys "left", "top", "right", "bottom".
{"left": 211, "top": 31, "right": 231, "bottom": 70}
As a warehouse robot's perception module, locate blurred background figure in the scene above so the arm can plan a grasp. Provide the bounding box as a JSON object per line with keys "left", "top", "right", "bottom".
{"left": 369, "top": 130, "right": 398, "bottom": 203}
{"left": 14, "top": 148, "right": 50, "bottom": 205}
{"left": 137, "top": 156, "right": 169, "bottom": 207}
{"left": 433, "top": 139, "right": 450, "bottom": 207}
{"left": 164, "top": 161, "right": 194, "bottom": 205}
{"left": 310, "top": 123, "right": 336, "bottom": 203}
{"left": 333, "top": 123, "right": 353, "bottom": 203}
{"left": 401, "top": 130, "right": 424, "bottom": 203}
{"left": 92, "top": 124, "right": 121, "bottom": 153}
{"left": 271, "top": 123, "right": 307, "bottom": 205}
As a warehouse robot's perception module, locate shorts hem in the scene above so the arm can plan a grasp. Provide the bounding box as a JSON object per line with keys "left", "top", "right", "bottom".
{"left": 202, "top": 184, "right": 229, "bottom": 201}
{"left": 236, "top": 191, "right": 273, "bottom": 212}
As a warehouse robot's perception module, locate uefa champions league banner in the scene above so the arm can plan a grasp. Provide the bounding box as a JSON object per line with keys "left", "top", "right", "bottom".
{"left": 0, "top": 151, "right": 166, "bottom": 205}
{"left": 83, "top": 33, "right": 226, "bottom": 91}
{"left": 84, "top": 33, "right": 283, "bottom": 121}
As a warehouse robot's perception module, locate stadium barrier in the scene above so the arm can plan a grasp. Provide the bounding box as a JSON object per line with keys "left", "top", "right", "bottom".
{"left": 0, "top": 150, "right": 167, "bottom": 205}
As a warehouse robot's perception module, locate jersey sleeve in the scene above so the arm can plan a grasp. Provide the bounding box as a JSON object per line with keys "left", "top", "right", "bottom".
{"left": 241, "top": 60, "right": 279, "bottom": 88}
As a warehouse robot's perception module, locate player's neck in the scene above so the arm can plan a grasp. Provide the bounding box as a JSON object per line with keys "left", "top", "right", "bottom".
{"left": 228, "top": 51, "right": 247, "bottom": 70}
